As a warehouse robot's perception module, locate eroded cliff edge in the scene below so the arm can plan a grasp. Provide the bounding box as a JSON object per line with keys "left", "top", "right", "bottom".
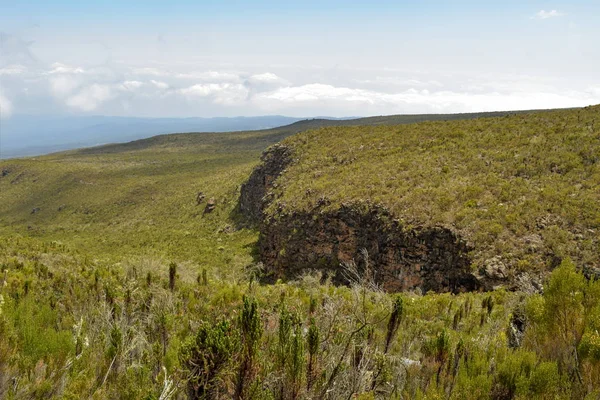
{"left": 239, "top": 144, "right": 293, "bottom": 223}
{"left": 239, "top": 144, "right": 508, "bottom": 293}
{"left": 259, "top": 205, "right": 484, "bottom": 293}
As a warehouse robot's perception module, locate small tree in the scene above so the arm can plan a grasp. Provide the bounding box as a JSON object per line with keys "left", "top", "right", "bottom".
{"left": 422, "top": 329, "right": 451, "bottom": 386}
{"left": 540, "top": 258, "right": 586, "bottom": 382}
{"left": 307, "top": 318, "right": 320, "bottom": 391}
{"left": 235, "top": 296, "right": 262, "bottom": 399}
{"left": 371, "top": 295, "right": 403, "bottom": 392}
{"left": 288, "top": 317, "right": 305, "bottom": 399}
{"left": 276, "top": 306, "right": 293, "bottom": 398}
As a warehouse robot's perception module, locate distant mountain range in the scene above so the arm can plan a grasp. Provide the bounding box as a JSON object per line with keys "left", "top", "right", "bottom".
{"left": 0, "top": 109, "right": 547, "bottom": 159}
{"left": 1, "top": 115, "right": 308, "bottom": 158}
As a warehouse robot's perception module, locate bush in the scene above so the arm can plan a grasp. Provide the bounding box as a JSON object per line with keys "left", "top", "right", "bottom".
{"left": 180, "top": 320, "right": 238, "bottom": 399}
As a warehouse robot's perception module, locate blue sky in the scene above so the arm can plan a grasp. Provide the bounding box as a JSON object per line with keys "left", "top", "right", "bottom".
{"left": 1, "top": 0, "right": 599, "bottom": 118}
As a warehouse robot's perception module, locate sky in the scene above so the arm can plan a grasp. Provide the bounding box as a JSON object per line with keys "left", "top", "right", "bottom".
{"left": 1, "top": 0, "right": 600, "bottom": 118}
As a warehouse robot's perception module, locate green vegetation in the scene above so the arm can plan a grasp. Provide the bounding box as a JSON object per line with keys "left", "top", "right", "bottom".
{"left": 270, "top": 105, "right": 600, "bottom": 274}
{"left": 0, "top": 110, "right": 519, "bottom": 268}
{"left": 1, "top": 107, "right": 600, "bottom": 398}
{"left": 3, "top": 237, "right": 600, "bottom": 398}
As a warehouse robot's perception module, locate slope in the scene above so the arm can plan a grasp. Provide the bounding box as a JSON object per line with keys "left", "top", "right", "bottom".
{"left": 0, "top": 108, "right": 532, "bottom": 271}
{"left": 242, "top": 105, "right": 600, "bottom": 292}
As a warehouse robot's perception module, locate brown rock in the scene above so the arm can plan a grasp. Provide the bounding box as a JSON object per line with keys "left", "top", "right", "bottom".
{"left": 239, "top": 145, "right": 488, "bottom": 293}
{"left": 196, "top": 191, "right": 205, "bottom": 205}
{"left": 203, "top": 198, "right": 216, "bottom": 214}
{"left": 482, "top": 256, "right": 508, "bottom": 280}
{"left": 239, "top": 144, "right": 292, "bottom": 223}
{"left": 258, "top": 204, "right": 481, "bottom": 293}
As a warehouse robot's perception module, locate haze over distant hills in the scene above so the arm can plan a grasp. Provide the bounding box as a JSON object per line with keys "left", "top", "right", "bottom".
{"left": 0, "top": 109, "right": 542, "bottom": 159}
{"left": 0, "top": 114, "right": 305, "bottom": 158}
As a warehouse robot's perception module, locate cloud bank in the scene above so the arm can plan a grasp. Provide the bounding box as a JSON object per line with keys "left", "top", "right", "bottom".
{"left": 0, "top": 59, "right": 598, "bottom": 118}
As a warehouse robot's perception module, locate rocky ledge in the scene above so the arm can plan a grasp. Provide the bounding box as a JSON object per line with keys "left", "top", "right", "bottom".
{"left": 239, "top": 145, "right": 516, "bottom": 293}
{"left": 239, "top": 144, "right": 293, "bottom": 223}
{"left": 259, "top": 205, "right": 485, "bottom": 293}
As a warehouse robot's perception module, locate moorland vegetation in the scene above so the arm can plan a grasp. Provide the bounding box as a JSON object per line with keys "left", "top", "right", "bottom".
{"left": 1, "top": 107, "right": 599, "bottom": 399}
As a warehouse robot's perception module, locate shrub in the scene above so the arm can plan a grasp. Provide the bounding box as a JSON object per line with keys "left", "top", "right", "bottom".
{"left": 180, "top": 320, "right": 238, "bottom": 399}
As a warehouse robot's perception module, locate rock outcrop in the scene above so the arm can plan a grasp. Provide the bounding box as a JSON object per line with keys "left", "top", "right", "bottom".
{"left": 240, "top": 145, "right": 504, "bottom": 293}
{"left": 258, "top": 205, "right": 481, "bottom": 293}
{"left": 204, "top": 198, "right": 216, "bottom": 214}
{"left": 239, "top": 144, "right": 292, "bottom": 223}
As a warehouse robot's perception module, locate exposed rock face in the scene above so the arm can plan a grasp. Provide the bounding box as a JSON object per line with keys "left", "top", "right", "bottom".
{"left": 239, "top": 144, "right": 292, "bottom": 223}
{"left": 239, "top": 145, "right": 515, "bottom": 293}
{"left": 258, "top": 205, "right": 481, "bottom": 293}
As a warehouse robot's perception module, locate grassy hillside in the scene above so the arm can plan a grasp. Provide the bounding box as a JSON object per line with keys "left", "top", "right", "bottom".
{"left": 268, "top": 105, "right": 600, "bottom": 276}
{"left": 0, "top": 130, "right": 265, "bottom": 278}
{"left": 2, "top": 108, "right": 600, "bottom": 399}
{"left": 0, "top": 110, "right": 533, "bottom": 268}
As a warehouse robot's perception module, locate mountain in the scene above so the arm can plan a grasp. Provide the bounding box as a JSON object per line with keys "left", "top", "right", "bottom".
{"left": 0, "top": 114, "right": 303, "bottom": 158}
{"left": 0, "top": 109, "right": 545, "bottom": 159}
{"left": 240, "top": 105, "right": 600, "bottom": 292}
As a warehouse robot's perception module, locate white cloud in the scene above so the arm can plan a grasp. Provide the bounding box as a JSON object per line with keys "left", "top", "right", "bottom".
{"left": 65, "top": 84, "right": 114, "bottom": 111}
{"left": 0, "top": 65, "right": 27, "bottom": 75}
{"left": 532, "top": 10, "right": 565, "bottom": 20}
{"left": 131, "top": 67, "right": 165, "bottom": 76}
{"left": 1, "top": 53, "right": 597, "bottom": 118}
{"left": 119, "top": 80, "right": 144, "bottom": 91}
{"left": 130, "top": 68, "right": 241, "bottom": 83}
{"left": 587, "top": 85, "right": 600, "bottom": 97}
{"left": 253, "top": 83, "right": 600, "bottom": 115}
{"left": 356, "top": 77, "right": 444, "bottom": 88}
{"left": 47, "top": 62, "right": 85, "bottom": 74}
{"left": 177, "top": 71, "right": 241, "bottom": 82}
{"left": 178, "top": 83, "right": 224, "bottom": 97}
{"left": 150, "top": 80, "right": 169, "bottom": 89}
{"left": 256, "top": 83, "right": 367, "bottom": 103}
{"left": 248, "top": 72, "right": 284, "bottom": 83}
{"left": 246, "top": 72, "right": 289, "bottom": 94}
{"left": 0, "top": 32, "right": 38, "bottom": 67}
{"left": 178, "top": 83, "right": 249, "bottom": 105}
{"left": 0, "top": 91, "right": 14, "bottom": 118}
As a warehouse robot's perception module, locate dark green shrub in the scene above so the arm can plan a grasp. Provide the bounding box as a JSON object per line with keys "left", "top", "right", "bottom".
{"left": 306, "top": 318, "right": 319, "bottom": 391}
{"left": 180, "top": 320, "right": 238, "bottom": 399}
{"left": 235, "top": 296, "right": 262, "bottom": 399}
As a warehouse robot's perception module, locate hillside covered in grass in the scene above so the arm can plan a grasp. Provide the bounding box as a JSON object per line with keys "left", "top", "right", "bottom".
{"left": 0, "top": 110, "right": 525, "bottom": 269}
{"left": 2, "top": 108, "right": 600, "bottom": 399}
{"left": 251, "top": 105, "right": 600, "bottom": 291}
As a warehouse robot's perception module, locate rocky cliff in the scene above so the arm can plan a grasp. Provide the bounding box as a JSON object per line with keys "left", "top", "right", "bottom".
{"left": 239, "top": 144, "right": 292, "bottom": 223}
{"left": 238, "top": 104, "right": 600, "bottom": 292}
{"left": 239, "top": 144, "right": 509, "bottom": 293}
{"left": 258, "top": 204, "right": 483, "bottom": 293}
